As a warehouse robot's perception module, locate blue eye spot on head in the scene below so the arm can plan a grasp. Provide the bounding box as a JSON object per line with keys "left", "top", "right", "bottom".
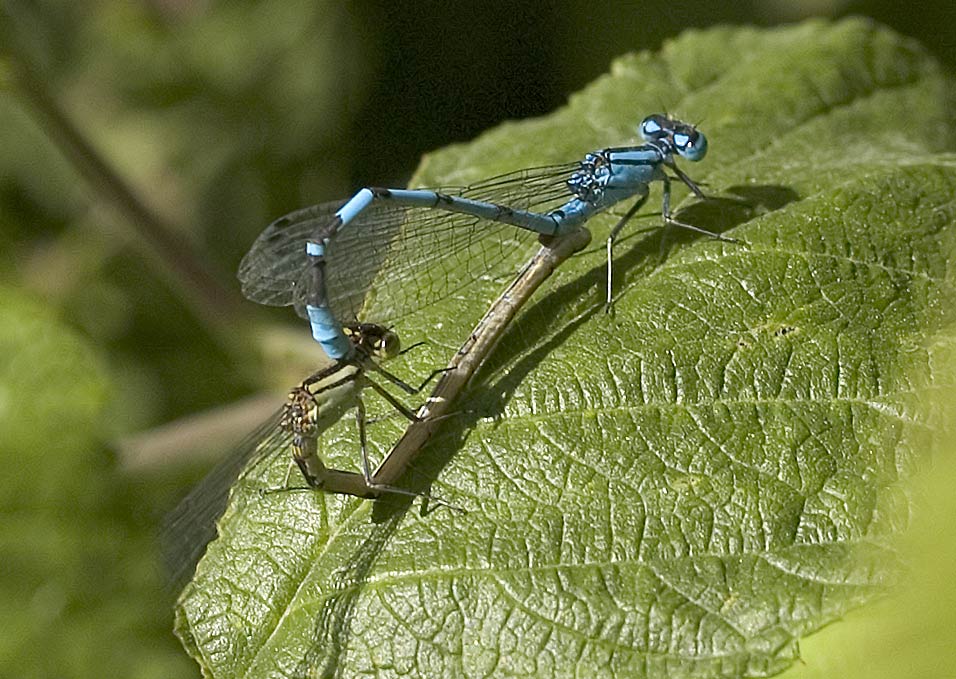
{"left": 640, "top": 114, "right": 666, "bottom": 141}
{"left": 675, "top": 131, "right": 707, "bottom": 162}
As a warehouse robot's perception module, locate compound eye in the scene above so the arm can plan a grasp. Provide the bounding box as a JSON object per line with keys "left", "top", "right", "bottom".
{"left": 676, "top": 131, "right": 707, "bottom": 161}
{"left": 640, "top": 114, "right": 666, "bottom": 140}
{"left": 377, "top": 330, "right": 402, "bottom": 359}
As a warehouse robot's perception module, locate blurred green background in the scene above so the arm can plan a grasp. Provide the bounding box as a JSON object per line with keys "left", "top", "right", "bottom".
{"left": 1, "top": 1, "right": 955, "bottom": 677}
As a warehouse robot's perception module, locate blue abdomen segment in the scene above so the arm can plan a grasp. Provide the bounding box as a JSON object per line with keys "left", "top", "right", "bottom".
{"left": 335, "top": 188, "right": 376, "bottom": 228}
{"left": 334, "top": 187, "right": 564, "bottom": 237}
{"left": 304, "top": 242, "right": 352, "bottom": 360}
{"left": 386, "top": 189, "right": 562, "bottom": 235}
{"left": 306, "top": 304, "right": 352, "bottom": 360}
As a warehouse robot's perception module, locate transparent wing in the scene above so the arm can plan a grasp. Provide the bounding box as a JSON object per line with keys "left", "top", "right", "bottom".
{"left": 237, "top": 163, "right": 580, "bottom": 323}
{"left": 160, "top": 410, "right": 290, "bottom": 589}
{"left": 238, "top": 202, "right": 343, "bottom": 313}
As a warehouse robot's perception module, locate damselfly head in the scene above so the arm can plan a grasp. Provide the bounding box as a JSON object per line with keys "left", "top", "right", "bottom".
{"left": 640, "top": 114, "right": 708, "bottom": 162}
{"left": 344, "top": 323, "right": 402, "bottom": 359}
{"left": 371, "top": 328, "right": 401, "bottom": 359}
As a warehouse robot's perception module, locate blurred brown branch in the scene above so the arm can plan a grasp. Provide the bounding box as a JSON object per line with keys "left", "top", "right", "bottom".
{"left": 7, "top": 52, "right": 245, "bottom": 331}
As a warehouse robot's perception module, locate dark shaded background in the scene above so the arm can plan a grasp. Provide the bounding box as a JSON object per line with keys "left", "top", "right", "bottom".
{"left": 1, "top": 1, "right": 954, "bottom": 677}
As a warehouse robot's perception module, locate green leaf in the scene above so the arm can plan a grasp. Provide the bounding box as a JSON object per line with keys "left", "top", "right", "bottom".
{"left": 778, "top": 331, "right": 956, "bottom": 678}
{"left": 176, "top": 18, "right": 956, "bottom": 678}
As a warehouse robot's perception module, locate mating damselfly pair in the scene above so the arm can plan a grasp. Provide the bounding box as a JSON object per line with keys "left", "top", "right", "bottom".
{"left": 164, "top": 113, "right": 734, "bottom": 582}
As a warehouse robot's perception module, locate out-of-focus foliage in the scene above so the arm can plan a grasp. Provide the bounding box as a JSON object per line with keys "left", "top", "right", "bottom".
{"left": 2, "top": 0, "right": 377, "bottom": 428}
{"left": 0, "top": 289, "right": 193, "bottom": 678}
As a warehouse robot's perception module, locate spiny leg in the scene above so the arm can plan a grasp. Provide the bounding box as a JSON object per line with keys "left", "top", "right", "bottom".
{"left": 354, "top": 396, "right": 463, "bottom": 511}
{"left": 365, "top": 376, "right": 419, "bottom": 422}
{"left": 605, "top": 193, "right": 649, "bottom": 310}
{"left": 371, "top": 361, "right": 453, "bottom": 396}
{"left": 668, "top": 160, "right": 707, "bottom": 200}
{"left": 355, "top": 397, "right": 375, "bottom": 482}
{"left": 661, "top": 173, "right": 738, "bottom": 244}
